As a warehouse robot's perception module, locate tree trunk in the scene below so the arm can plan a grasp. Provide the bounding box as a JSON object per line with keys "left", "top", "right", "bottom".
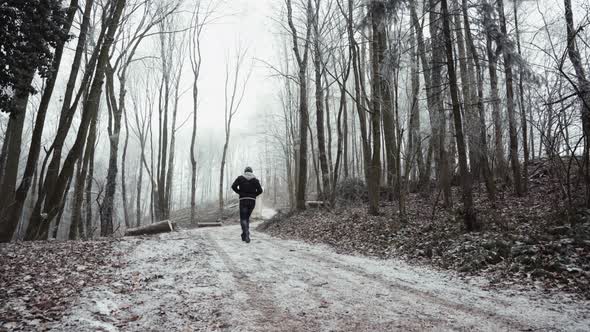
{"left": 85, "top": 114, "right": 98, "bottom": 239}
{"left": 497, "top": 0, "right": 523, "bottom": 196}
{"left": 165, "top": 72, "right": 180, "bottom": 221}
{"left": 564, "top": 0, "right": 590, "bottom": 207}
{"left": 484, "top": 7, "right": 507, "bottom": 180}
{"left": 452, "top": 0, "right": 479, "bottom": 179}
{"left": 331, "top": 55, "right": 351, "bottom": 205}
{"left": 0, "top": 72, "right": 34, "bottom": 242}
{"left": 406, "top": 20, "right": 421, "bottom": 188}
{"left": 462, "top": 0, "right": 496, "bottom": 200}
{"left": 429, "top": 0, "right": 452, "bottom": 207}
{"left": 313, "top": 0, "right": 331, "bottom": 200}
{"left": 125, "top": 220, "right": 175, "bottom": 237}
{"left": 367, "top": 1, "right": 385, "bottom": 216}
{"left": 313, "top": 5, "right": 331, "bottom": 200}
{"left": 513, "top": 1, "right": 529, "bottom": 193}
{"left": 441, "top": 0, "right": 477, "bottom": 231}
{"left": 100, "top": 67, "right": 123, "bottom": 237}
{"left": 69, "top": 150, "right": 86, "bottom": 240}
{"left": 287, "top": 0, "right": 312, "bottom": 211}
{"left": 158, "top": 46, "right": 170, "bottom": 222}
{"left": 219, "top": 139, "right": 229, "bottom": 213}
{"left": 382, "top": 44, "right": 397, "bottom": 202}
{"left": 345, "top": 0, "right": 370, "bottom": 189}
{"left": 409, "top": 0, "right": 435, "bottom": 191}
{"left": 121, "top": 93, "right": 131, "bottom": 228}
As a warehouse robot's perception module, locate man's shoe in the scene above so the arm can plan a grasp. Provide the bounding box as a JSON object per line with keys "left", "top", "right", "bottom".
{"left": 241, "top": 234, "right": 245, "bottom": 241}
{"left": 245, "top": 236, "right": 251, "bottom": 243}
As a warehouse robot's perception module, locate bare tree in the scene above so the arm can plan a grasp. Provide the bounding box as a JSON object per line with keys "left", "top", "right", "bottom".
{"left": 0, "top": 0, "right": 79, "bottom": 242}
{"left": 563, "top": 0, "right": 590, "bottom": 206}
{"left": 189, "top": 0, "right": 220, "bottom": 222}
{"left": 219, "top": 45, "right": 252, "bottom": 214}
{"left": 26, "top": 0, "right": 127, "bottom": 240}
{"left": 441, "top": 0, "right": 477, "bottom": 230}
{"left": 496, "top": 0, "right": 523, "bottom": 196}
{"left": 286, "top": 0, "right": 313, "bottom": 210}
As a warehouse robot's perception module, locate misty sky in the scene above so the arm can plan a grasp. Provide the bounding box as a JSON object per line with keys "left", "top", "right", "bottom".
{"left": 195, "top": 0, "right": 277, "bottom": 131}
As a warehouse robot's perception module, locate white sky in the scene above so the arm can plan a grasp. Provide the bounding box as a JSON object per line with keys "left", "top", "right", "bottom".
{"left": 187, "top": 0, "right": 278, "bottom": 132}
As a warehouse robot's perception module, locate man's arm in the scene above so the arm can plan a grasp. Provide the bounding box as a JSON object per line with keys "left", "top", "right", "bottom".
{"left": 255, "top": 180, "right": 263, "bottom": 197}
{"left": 231, "top": 177, "right": 240, "bottom": 194}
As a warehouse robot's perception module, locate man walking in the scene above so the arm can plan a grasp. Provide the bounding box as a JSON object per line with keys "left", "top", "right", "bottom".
{"left": 231, "top": 166, "right": 263, "bottom": 243}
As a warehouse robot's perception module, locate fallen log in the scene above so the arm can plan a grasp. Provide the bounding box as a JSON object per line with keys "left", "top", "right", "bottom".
{"left": 306, "top": 201, "right": 329, "bottom": 208}
{"left": 125, "top": 220, "right": 176, "bottom": 236}
{"left": 198, "top": 222, "right": 222, "bottom": 228}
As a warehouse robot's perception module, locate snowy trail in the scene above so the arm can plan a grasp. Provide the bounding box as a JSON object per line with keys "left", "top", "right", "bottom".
{"left": 54, "top": 225, "right": 590, "bottom": 331}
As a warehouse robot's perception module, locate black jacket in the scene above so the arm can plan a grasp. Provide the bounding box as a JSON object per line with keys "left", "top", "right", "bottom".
{"left": 231, "top": 174, "right": 263, "bottom": 200}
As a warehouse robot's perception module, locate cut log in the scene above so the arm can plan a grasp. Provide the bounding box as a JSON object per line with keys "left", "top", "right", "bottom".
{"left": 198, "top": 222, "right": 222, "bottom": 228}
{"left": 125, "top": 220, "right": 176, "bottom": 236}
{"left": 306, "top": 201, "right": 329, "bottom": 208}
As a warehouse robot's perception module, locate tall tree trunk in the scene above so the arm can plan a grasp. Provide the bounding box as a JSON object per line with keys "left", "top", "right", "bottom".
{"left": 158, "top": 53, "right": 170, "bottom": 221}
{"left": 121, "top": 93, "right": 130, "bottom": 228}
{"left": 165, "top": 73, "right": 181, "bottom": 218}
{"left": 429, "top": 0, "right": 452, "bottom": 207}
{"left": 325, "top": 76, "right": 333, "bottom": 181}
{"left": 564, "top": 0, "right": 590, "bottom": 206}
{"left": 382, "top": 41, "right": 397, "bottom": 202}
{"left": 345, "top": 0, "right": 370, "bottom": 191}
{"left": 287, "top": 0, "right": 312, "bottom": 211}
{"left": 484, "top": 3, "right": 507, "bottom": 180}
{"left": 69, "top": 153, "right": 85, "bottom": 240}
{"left": 393, "top": 64, "right": 405, "bottom": 217}
{"left": 409, "top": 0, "right": 435, "bottom": 190}
{"left": 0, "top": 72, "right": 34, "bottom": 242}
{"left": 84, "top": 109, "right": 98, "bottom": 239}
{"left": 189, "top": 7, "right": 202, "bottom": 225}
{"left": 462, "top": 0, "right": 496, "bottom": 200}
{"left": 343, "top": 80, "right": 349, "bottom": 179}
{"left": 367, "top": 1, "right": 385, "bottom": 216}
{"left": 497, "top": 0, "right": 523, "bottom": 196}
{"left": 100, "top": 67, "right": 123, "bottom": 236}
{"left": 406, "top": 20, "right": 421, "bottom": 187}
{"left": 309, "top": 125, "right": 322, "bottom": 196}
{"left": 441, "top": 0, "right": 477, "bottom": 231}
{"left": 136, "top": 152, "right": 144, "bottom": 227}
{"left": 452, "top": 0, "right": 479, "bottom": 179}
{"left": 513, "top": 1, "right": 528, "bottom": 193}
{"left": 331, "top": 55, "right": 351, "bottom": 205}
{"left": 219, "top": 139, "right": 229, "bottom": 213}
{"left": 313, "top": 3, "right": 331, "bottom": 200}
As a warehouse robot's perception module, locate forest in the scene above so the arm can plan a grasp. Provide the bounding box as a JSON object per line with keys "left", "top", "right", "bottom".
{"left": 0, "top": 0, "right": 590, "bottom": 330}
{"left": 0, "top": 0, "right": 588, "bottom": 240}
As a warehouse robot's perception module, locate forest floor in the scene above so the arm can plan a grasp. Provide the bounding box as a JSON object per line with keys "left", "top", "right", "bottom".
{"left": 259, "top": 162, "right": 590, "bottom": 302}
{"left": 1, "top": 224, "right": 590, "bottom": 331}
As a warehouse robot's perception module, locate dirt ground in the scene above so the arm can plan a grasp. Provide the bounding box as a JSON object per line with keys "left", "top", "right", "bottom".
{"left": 43, "top": 224, "right": 590, "bottom": 331}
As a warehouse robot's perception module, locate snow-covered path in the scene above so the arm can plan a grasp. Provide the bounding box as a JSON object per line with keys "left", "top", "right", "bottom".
{"left": 54, "top": 225, "right": 590, "bottom": 331}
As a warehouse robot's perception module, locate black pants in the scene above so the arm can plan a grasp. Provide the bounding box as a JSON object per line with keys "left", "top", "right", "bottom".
{"left": 239, "top": 199, "right": 256, "bottom": 239}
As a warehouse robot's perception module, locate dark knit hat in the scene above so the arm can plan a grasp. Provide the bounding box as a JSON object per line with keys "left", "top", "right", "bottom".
{"left": 244, "top": 166, "right": 253, "bottom": 173}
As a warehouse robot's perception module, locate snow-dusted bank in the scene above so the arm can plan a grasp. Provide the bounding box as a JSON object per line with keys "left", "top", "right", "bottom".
{"left": 53, "top": 225, "right": 590, "bottom": 331}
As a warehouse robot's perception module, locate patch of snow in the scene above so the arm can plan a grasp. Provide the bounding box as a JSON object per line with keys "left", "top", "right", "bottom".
{"left": 261, "top": 208, "right": 277, "bottom": 220}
